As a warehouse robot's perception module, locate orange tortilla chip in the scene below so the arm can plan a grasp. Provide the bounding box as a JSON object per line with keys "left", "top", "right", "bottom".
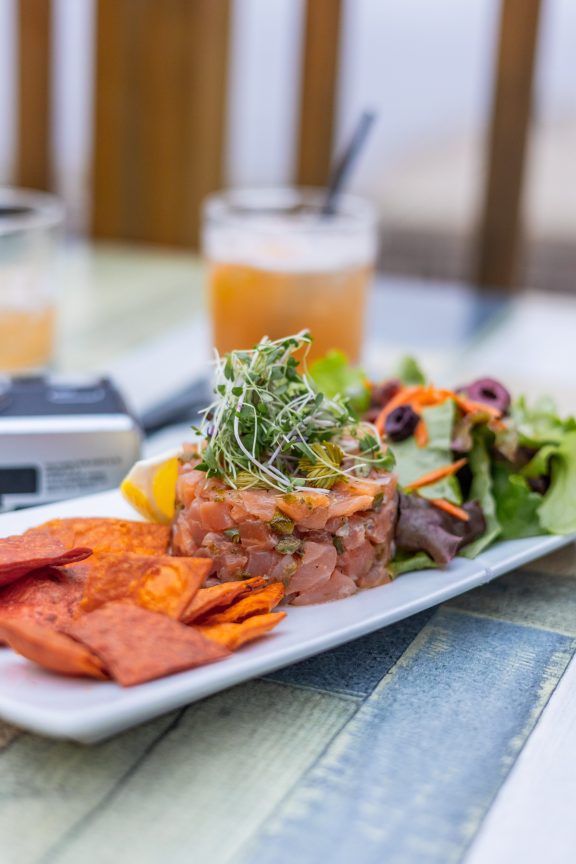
{"left": 0, "top": 531, "right": 92, "bottom": 587}
{"left": 27, "top": 518, "right": 170, "bottom": 556}
{"left": 0, "top": 619, "right": 107, "bottom": 679}
{"left": 67, "top": 602, "right": 229, "bottom": 686}
{"left": 198, "top": 611, "right": 286, "bottom": 651}
{"left": 0, "top": 565, "right": 87, "bottom": 636}
{"left": 79, "top": 554, "right": 210, "bottom": 618}
{"left": 200, "top": 582, "right": 285, "bottom": 626}
{"left": 181, "top": 576, "right": 267, "bottom": 624}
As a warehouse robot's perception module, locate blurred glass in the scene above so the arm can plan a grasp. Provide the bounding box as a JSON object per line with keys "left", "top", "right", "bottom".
{"left": 0, "top": 189, "right": 64, "bottom": 372}
{"left": 203, "top": 187, "right": 378, "bottom": 362}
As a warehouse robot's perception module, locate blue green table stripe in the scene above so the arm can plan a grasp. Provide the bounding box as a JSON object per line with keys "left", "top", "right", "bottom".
{"left": 239, "top": 608, "right": 574, "bottom": 864}
{"left": 267, "top": 608, "right": 436, "bottom": 698}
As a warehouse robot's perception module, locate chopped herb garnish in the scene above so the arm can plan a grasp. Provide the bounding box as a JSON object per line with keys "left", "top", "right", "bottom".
{"left": 276, "top": 537, "right": 302, "bottom": 555}
{"left": 270, "top": 511, "right": 295, "bottom": 535}
{"left": 333, "top": 536, "right": 345, "bottom": 555}
{"left": 196, "top": 332, "right": 392, "bottom": 492}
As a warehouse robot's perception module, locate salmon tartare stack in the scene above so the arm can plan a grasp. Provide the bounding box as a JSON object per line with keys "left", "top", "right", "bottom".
{"left": 172, "top": 333, "right": 398, "bottom": 605}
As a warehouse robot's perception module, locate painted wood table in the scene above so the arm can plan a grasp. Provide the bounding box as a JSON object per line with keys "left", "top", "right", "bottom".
{"left": 2, "top": 243, "right": 576, "bottom": 864}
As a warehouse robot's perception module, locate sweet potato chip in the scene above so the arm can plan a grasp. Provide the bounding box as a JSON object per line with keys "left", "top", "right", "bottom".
{"left": 67, "top": 602, "right": 229, "bottom": 686}
{"left": 198, "top": 611, "right": 286, "bottom": 651}
{"left": 79, "top": 554, "right": 210, "bottom": 618}
{"left": 181, "top": 576, "right": 267, "bottom": 624}
{"left": 27, "top": 518, "right": 170, "bottom": 556}
{"left": 200, "top": 582, "right": 285, "bottom": 626}
{"left": 0, "top": 565, "right": 87, "bottom": 635}
{"left": 0, "top": 531, "right": 92, "bottom": 587}
{"left": 0, "top": 619, "right": 107, "bottom": 679}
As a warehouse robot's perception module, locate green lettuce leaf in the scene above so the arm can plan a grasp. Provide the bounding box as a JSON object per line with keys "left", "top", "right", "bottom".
{"left": 522, "top": 432, "right": 576, "bottom": 534}
{"left": 389, "top": 550, "right": 436, "bottom": 578}
{"left": 460, "top": 428, "right": 501, "bottom": 557}
{"left": 522, "top": 443, "right": 556, "bottom": 478}
{"left": 511, "top": 396, "right": 576, "bottom": 447}
{"left": 391, "top": 400, "right": 461, "bottom": 503}
{"left": 396, "top": 356, "right": 426, "bottom": 386}
{"left": 492, "top": 462, "right": 544, "bottom": 540}
{"left": 308, "top": 351, "right": 370, "bottom": 414}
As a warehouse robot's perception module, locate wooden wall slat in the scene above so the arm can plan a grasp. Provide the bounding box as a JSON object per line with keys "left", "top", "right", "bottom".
{"left": 296, "top": 0, "right": 342, "bottom": 187}
{"left": 16, "top": 0, "right": 52, "bottom": 190}
{"left": 185, "top": 0, "right": 231, "bottom": 245}
{"left": 475, "top": 0, "right": 542, "bottom": 291}
{"left": 91, "top": 0, "right": 133, "bottom": 239}
{"left": 135, "top": 0, "right": 188, "bottom": 244}
{"left": 92, "top": 0, "right": 230, "bottom": 247}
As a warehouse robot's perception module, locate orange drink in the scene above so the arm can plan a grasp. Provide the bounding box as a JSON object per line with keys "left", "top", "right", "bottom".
{"left": 0, "top": 306, "right": 55, "bottom": 372}
{"left": 203, "top": 188, "right": 378, "bottom": 362}
{"left": 0, "top": 190, "right": 63, "bottom": 372}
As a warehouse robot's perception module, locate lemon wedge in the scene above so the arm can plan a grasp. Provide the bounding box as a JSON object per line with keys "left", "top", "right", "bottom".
{"left": 120, "top": 450, "right": 180, "bottom": 524}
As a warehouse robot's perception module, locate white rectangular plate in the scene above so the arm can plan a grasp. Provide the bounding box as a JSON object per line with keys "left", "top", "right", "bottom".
{"left": 0, "top": 491, "right": 572, "bottom": 743}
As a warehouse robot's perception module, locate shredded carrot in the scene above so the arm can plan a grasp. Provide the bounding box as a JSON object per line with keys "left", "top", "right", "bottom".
{"left": 374, "top": 385, "right": 453, "bottom": 434}
{"left": 405, "top": 457, "right": 467, "bottom": 491}
{"left": 489, "top": 417, "right": 508, "bottom": 431}
{"left": 414, "top": 419, "right": 428, "bottom": 448}
{"left": 451, "top": 392, "right": 501, "bottom": 419}
{"left": 429, "top": 498, "right": 470, "bottom": 521}
{"left": 415, "top": 385, "right": 447, "bottom": 407}
{"left": 375, "top": 383, "right": 502, "bottom": 438}
{"left": 374, "top": 386, "right": 420, "bottom": 434}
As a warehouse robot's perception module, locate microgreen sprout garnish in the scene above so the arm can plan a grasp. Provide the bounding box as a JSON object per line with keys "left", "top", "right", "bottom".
{"left": 195, "top": 332, "right": 393, "bottom": 492}
{"left": 275, "top": 537, "right": 303, "bottom": 555}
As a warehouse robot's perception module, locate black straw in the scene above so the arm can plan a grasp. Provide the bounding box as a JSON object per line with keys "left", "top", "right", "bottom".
{"left": 321, "top": 111, "right": 376, "bottom": 216}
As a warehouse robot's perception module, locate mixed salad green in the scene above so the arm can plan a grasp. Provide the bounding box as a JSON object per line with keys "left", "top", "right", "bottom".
{"left": 309, "top": 351, "right": 576, "bottom": 571}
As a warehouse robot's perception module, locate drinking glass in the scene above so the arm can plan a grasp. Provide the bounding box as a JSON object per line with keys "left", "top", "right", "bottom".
{"left": 0, "top": 188, "right": 64, "bottom": 372}
{"left": 202, "top": 187, "right": 378, "bottom": 362}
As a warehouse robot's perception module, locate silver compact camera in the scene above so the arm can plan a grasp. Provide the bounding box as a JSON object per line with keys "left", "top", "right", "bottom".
{"left": 0, "top": 376, "right": 142, "bottom": 512}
